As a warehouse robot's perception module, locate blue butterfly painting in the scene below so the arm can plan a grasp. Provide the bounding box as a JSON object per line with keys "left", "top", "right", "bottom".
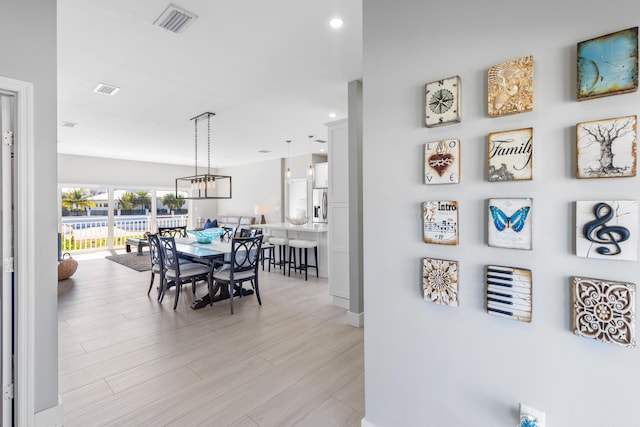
{"left": 490, "top": 206, "right": 530, "bottom": 232}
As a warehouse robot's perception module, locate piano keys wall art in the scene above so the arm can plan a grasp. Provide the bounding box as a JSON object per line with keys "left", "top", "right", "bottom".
{"left": 423, "top": 201, "right": 459, "bottom": 245}
{"left": 485, "top": 265, "right": 532, "bottom": 323}
{"left": 571, "top": 276, "right": 635, "bottom": 347}
{"left": 424, "top": 139, "right": 460, "bottom": 184}
{"left": 487, "top": 198, "right": 532, "bottom": 250}
{"left": 423, "top": 257, "right": 459, "bottom": 307}
{"left": 575, "top": 200, "right": 638, "bottom": 261}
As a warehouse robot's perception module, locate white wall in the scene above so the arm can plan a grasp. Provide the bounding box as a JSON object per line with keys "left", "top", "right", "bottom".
{"left": 363, "top": 1, "right": 640, "bottom": 426}
{"left": 217, "top": 158, "right": 282, "bottom": 223}
{"left": 0, "top": 0, "right": 58, "bottom": 415}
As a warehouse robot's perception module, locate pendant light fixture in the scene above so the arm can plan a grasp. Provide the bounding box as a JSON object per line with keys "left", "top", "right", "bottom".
{"left": 285, "top": 140, "right": 292, "bottom": 184}
{"left": 307, "top": 135, "right": 315, "bottom": 184}
{"left": 175, "top": 112, "right": 232, "bottom": 199}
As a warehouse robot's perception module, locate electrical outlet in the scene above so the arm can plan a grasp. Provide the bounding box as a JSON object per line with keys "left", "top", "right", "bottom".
{"left": 519, "top": 403, "right": 546, "bottom": 427}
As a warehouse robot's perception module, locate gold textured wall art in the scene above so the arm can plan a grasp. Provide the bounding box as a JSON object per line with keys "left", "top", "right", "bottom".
{"left": 488, "top": 56, "right": 534, "bottom": 117}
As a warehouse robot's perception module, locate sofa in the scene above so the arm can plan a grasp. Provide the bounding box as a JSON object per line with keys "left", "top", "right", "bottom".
{"left": 216, "top": 215, "right": 258, "bottom": 230}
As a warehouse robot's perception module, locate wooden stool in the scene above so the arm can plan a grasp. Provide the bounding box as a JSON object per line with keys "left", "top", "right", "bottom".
{"left": 287, "top": 239, "right": 318, "bottom": 280}
{"left": 268, "top": 237, "right": 290, "bottom": 275}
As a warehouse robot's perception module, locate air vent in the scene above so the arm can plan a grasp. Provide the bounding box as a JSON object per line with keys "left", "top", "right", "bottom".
{"left": 153, "top": 4, "right": 198, "bottom": 34}
{"left": 258, "top": 150, "right": 272, "bottom": 154}
{"left": 60, "top": 121, "right": 77, "bottom": 128}
{"left": 93, "top": 83, "right": 120, "bottom": 96}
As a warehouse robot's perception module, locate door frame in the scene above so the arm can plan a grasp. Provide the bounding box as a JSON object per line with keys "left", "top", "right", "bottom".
{"left": 1, "top": 76, "right": 36, "bottom": 426}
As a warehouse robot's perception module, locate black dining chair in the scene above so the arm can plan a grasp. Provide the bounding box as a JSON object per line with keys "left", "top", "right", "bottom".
{"left": 221, "top": 226, "right": 237, "bottom": 242}
{"left": 158, "top": 236, "right": 212, "bottom": 309}
{"left": 147, "top": 233, "right": 165, "bottom": 300}
{"left": 211, "top": 235, "right": 263, "bottom": 314}
{"left": 158, "top": 226, "right": 187, "bottom": 237}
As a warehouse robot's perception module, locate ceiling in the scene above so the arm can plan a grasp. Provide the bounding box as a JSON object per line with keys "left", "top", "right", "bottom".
{"left": 57, "top": 0, "right": 362, "bottom": 168}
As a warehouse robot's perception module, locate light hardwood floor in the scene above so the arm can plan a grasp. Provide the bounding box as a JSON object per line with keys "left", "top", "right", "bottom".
{"left": 58, "top": 252, "right": 364, "bottom": 427}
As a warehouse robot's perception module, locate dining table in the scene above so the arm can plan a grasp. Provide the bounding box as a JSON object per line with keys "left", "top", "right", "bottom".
{"left": 173, "top": 237, "right": 254, "bottom": 309}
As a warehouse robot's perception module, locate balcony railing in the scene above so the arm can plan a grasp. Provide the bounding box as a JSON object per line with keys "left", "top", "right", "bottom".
{"left": 60, "top": 214, "right": 189, "bottom": 252}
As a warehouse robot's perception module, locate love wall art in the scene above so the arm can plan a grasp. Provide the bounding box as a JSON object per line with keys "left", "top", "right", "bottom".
{"left": 424, "top": 139, "right": 460, "bottom": 184}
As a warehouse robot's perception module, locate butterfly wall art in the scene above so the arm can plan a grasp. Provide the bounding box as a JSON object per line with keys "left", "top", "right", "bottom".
{"left": 424, "top": 139, "right": 460, "bottom": 184}
{"left": 488, "top": 198, "right": 532, "bottom": 250}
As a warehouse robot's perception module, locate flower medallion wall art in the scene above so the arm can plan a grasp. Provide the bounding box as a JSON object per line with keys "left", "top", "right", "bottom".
{"left": 576, "top": 200, "right": 638, "bottom": 261}
{"left": 576, "top": 115, "right": 637, "bottom": 179}
{"left": 488, "top": 128, "right": 533, "bottom": 181}
{"left": 572, "top": 276, "right": 636, "bottom": 347}
{"left": 423, "top": 201, "right": 458, "bottom": 245}
{"left": 577, "top": 27, "right": 638, "bottom": 101}
{"left": 488, "top": 198, "right": 532, "bottom": 250}
{"left": 488, "top": 55, "right": 534, "bottom": 117}
{"left": 424, "top": 139, "right": 460, "bottom": 184}
{"left": 423, "top": 258, "right": 459, "bottom": 307}
{"left": 486, "top": 265, "right": 532, "bottom": 323}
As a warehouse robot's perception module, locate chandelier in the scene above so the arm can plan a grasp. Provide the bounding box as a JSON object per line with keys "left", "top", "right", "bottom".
{"left": 175, "top": 112, "right": 232, "bottom": 199}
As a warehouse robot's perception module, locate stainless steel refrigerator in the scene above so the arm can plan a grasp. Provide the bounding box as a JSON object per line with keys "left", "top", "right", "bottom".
{"left": 312, "top": 188, "right": 328, "bottom": 223}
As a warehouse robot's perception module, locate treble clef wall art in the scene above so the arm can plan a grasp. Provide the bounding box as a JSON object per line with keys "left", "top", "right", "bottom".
{"left": 576, "top": 200, "right": 638, "bottom": 261}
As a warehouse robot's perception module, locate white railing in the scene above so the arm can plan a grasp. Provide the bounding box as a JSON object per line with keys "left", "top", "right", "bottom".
{"left": 60, "top": 214, "right": 189, "bottom": 252}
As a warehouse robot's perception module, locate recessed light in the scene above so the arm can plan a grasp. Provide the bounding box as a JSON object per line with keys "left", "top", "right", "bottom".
{"left": 320, "top": 148, "right": 326, "bottom": 153}
{"left": 329, "top": 18, "right": 343, "bottom": 29}
{"left": 329, "top": 112, "right": 337, "bottom": 118}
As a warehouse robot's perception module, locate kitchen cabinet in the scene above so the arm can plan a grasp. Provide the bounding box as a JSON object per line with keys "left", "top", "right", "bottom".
{"left": 314, "top": 162, "right": 328, "bottom": 188}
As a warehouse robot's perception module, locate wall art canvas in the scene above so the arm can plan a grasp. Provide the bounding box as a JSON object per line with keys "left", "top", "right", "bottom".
{"left": 576, "top": 200, "right": 638, "bottom": 261}
{"left": 488, "top": 55, "right": 534, "bottom": 117}
{"left": 424, "top": 139, "right": 460, "bottom": 184}
{"left": 488, "top": 198, "right": 532, "bottom": 250}
{"left": 488, "top": 128, "right": 533, "bottom": 181}
{"left": 572, "top": 276, "right": 635, "bottom": 347}
{"left": 486, "top": 265, "right": 532, "bottom": 323}
{"left": 576, "top": 115, "right": 637, "bottom": 179}
{"left": 423, "top": 201, "right": 458, "bottom": 245}
{"left": 577, "top": 27, "right": 638, "bottom": 101}
{"left": 425, "top": 76, "right": 461, "bottom": 127}
{"left": 423, "top": 257, "right": 459, "bottom": 307}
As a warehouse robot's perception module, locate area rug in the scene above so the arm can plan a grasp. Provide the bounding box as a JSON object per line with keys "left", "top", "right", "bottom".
{"left": 105, "top": 253, "right": 151, "bottom": 272}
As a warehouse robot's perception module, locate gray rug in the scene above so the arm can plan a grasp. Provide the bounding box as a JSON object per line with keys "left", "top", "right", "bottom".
{"left": 105, "top": 253, "right": 151, "bottom": 272}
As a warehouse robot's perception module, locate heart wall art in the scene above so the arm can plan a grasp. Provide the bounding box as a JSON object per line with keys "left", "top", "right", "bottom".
{"left": 424, "top": 139, "right": 460, "bottom": 184}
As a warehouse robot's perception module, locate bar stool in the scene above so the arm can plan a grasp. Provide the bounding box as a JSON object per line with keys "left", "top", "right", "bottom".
{"left": 268, "top": 236, "right": 290, "bottom": 274}
{"left": 287, "top": 239, "right": 318, "bottom": 280}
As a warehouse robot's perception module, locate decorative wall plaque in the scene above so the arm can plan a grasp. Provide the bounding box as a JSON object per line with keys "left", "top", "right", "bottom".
{"left": 488, "top": 128, "right": 533, "bottom": 181}
{"left": 578, "top": 27, "right": 639, "bottom": 101}
{"left": 576, "top": 200, "right": 638, "bottom": 261}
{"left": 576, "top": 115, "right": 637, "bottom": 179}
{"left": 486, "top": 265, "right": 532, "bottom": 323}
{"left": 425, "top": 76, "right": 461, "bottom": 127}
{"left": 423, "top": 201, "right": 458, "bottom": 245}
{"left": 488, "top": 55, "right": 534, "bottom": 117}
{"left": 424, "top": 139, "right": 460, "bottom": 184}
{"left": 572, "top": 276, "right": 636, "bottom": 347}
{"left": 423, "top": 257, "right": 459, "bottom": 307}
{"left": 488, "top": 198, "right": 532, "bottom": 250}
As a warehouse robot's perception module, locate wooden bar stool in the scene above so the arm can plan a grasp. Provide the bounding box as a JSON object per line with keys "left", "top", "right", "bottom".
{"left": 268, "top": 236, "right": 290, "bottom": 274}
{"left": 287, "top": 239, "right": 318, "bottom": 280}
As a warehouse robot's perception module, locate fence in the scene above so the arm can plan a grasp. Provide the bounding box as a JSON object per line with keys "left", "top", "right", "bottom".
{"left": 60, "top": 215, "right": 189, "bottom": 252}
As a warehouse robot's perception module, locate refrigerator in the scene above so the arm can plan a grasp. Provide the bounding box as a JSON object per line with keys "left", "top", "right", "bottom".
{"left": 312, "top": 188, "right": 328, "bottom": 223}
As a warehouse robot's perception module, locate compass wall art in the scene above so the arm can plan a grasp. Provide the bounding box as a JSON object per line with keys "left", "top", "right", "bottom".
{"left": 425, "top": 76, "right": 461, "bottom": 127}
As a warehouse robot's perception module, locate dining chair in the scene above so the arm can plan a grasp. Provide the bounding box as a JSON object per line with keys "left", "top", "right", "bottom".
{"left": 147, "top": 233, "right": 165, "bottom": 301}
{"left": 221, "top": 226, "right": 237, "bottom": 242}
{"left": 211, "top": 235, "right": 263, "bottom": 314}
{"left": 158, "top": 226, "right": 187, "bottom": 237}
{"left": 158, "top": 236, "right": 213, "bottom": 309}
{"left": 239, "top": 228, "right": 258, "bottom": 237}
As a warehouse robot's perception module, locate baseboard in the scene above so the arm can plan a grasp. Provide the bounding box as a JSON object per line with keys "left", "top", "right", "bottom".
{"left": 361, "top": 417, "right": 377, "bottom": 427}
{"left": 347, "top": 310, "right": 364, "bottom": 327}
{"left": 332, "top": 296, "right": 349, "bottom": 309}
{"left": 34, "top": 396, "right": 63, "bottom": 427}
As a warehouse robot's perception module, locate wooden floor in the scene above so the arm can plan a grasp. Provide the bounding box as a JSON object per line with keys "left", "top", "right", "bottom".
{"left": 58, "top": 252, "right": 364, "bottom": 427}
